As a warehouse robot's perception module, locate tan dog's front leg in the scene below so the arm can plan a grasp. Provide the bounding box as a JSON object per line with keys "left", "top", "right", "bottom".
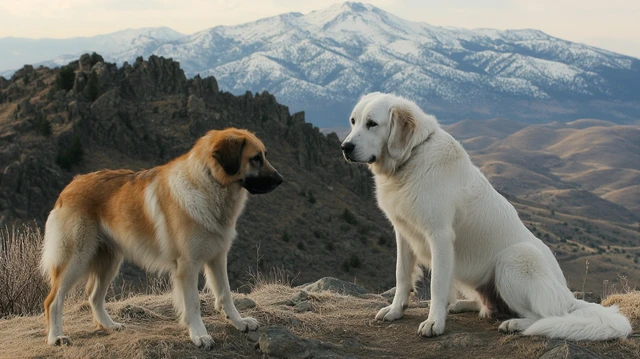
{"left": 205, "top": 254, "right": 259, "bottom": 332}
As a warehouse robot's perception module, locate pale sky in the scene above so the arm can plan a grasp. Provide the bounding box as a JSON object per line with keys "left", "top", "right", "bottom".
{"left": 1, "top": 0, "right": 639, "bottom": 58}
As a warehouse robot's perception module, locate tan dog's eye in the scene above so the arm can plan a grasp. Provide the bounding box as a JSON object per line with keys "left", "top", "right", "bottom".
{"left": 366, "top": 119, "right": 378, "bottom": 129}
{"left": 250, "top": 154, "right": 263, "bottom": 164}
{"left": 350, "top": 118, "right": 355, "bottom": 125}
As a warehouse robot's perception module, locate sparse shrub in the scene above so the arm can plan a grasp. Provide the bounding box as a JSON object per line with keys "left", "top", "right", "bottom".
{"left": 55, "top": 65, "right": 75, "bottom": 91}
{"left": 281, "top": 231, "right": 290, "bottom": 243}
{"left": 359, "top": 235, "right": 368, "bottom": 245}
{"left": 33, "top": 114, "right": 51, "bottom": 136}
{"left": 341, "top": 209, "right": 357, "bottom": 225}
{"left": 55, "top": 136, "right": 84, "bottom": 171}
{"left": 89, "top": 52, "right": 102, "bottom": 67}
{"left": 357, "top": 224, "right": 370, "bottom": 235}
{"left": 0, "top": 225, "right": 48, "bottom": 317}
{"left": 313, "top": 230, "right": 323, "bottom": 239}
{"left": 86, "top": 70, "right": 99, "bottom": 101}
{"left": 349, "top": 254, "right": 361, "bottom": 268}
{"left": 297, "top": 241, "right": 305, "bottom": 251}
{"left": 325, "top": 242, "right": 335, "bottom": 251}
{"left": 307, "top": 191, "right": 316, "bottom": 204}
{"left": 341, "top": 254, "right": 362, "bottom": 272}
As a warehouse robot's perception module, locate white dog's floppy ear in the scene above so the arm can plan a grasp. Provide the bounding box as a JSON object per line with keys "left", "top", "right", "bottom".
{"left": 387, "top": 106, "right": 416, "bottom": 160}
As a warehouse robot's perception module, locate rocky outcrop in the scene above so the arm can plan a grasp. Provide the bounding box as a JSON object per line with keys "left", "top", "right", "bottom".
{"left": 0, "top": 54, "right": 390, "bottom": 290}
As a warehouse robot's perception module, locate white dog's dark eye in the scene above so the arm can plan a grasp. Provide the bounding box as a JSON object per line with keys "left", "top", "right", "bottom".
{"left": 366, "top": 120, "right": 378, "bottom": 129}
{"left": 350, "top": 118, "right": 355, "bottom": 125}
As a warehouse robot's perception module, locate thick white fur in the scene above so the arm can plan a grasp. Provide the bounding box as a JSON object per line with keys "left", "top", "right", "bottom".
{"left": 342, "top": 92, "right": 632, "bottom": 340}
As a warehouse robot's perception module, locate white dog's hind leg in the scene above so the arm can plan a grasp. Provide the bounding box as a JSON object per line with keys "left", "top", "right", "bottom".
{"left": 376, "top": 232, "right": 417, "bottom": 322}
{"left": 205, "top": 253, "right": 259, "bottom": 332}
{"left": 499, "top": 317, "right": 536, "bottom": 333}
{"left": 494, "top": 243, "right": 573, "bottom": 318}
{"left": 418, "top": 228, "right": 455, "bottom": 337}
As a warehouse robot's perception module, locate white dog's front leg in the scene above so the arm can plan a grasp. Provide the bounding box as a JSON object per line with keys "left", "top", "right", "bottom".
{"left": 376, "top": 231, "right": 416, "bottom": 321}
{"left": 205, "top": 254, "right": 258, "bottom": 332}
{"left": 418, "top": 228, "right": 454, "bottom": 337}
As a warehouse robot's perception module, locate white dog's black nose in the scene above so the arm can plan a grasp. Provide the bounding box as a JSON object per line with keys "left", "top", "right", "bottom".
{"left": 341, "top": 142, "right": 355, "bottom": 153}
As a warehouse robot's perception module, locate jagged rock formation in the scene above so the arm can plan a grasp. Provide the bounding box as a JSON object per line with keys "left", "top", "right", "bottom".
{"left": 0, "top": 54, "right": 390, "bottom": 290}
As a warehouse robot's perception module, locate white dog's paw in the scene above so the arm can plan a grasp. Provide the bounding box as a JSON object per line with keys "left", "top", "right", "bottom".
{"left": 191, "top": 334, "right": 215, "bottom": 350}
{"left": 375, "top": 305, "right": 405, "bottom": 321}
{"left": 48, "top": 335, "right": 72, "bottom": 346}
{"left": 498, "top": 319, "right": 532, "bottom": 333}
{"left": 232, "top": 317, "right": 259, "bottom": 332}
{"left": 418, "top": 318, "right": 445, "bottom": 337}
{"left": 478, "top": 306, "right": 492, "bottom": 318}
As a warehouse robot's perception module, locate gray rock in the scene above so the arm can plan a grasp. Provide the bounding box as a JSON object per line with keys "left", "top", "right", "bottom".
{"left": 234, "top": 297, "right": 257, "bottom": 311}
{"left": 539, "top": 343, "right": 600, "bottom": 359}
{"left": 573, "top": 291, "right": 601, "bottom": 304}
{"left": 118, "top": 304, "right": 154, "bottom": 319}
{"left": 380, "top": 287, "right": 396, "bottom": 302}
{"left": 245, "top": 330, "right": 260, "bottom": 343}
{"left": 258, "top": 326, "right": 311, "bottom": 359}
{"left": 292, "top": 290, "right": 309, "bottom": 304}
{"left": 434, "top": 333, "right": 486, "bottom": 349}
{"left": 295, "top": 301, "right": 314, "bottom": 313}
{"left": 302, "top": 277, "right": 367, "bottom": 297}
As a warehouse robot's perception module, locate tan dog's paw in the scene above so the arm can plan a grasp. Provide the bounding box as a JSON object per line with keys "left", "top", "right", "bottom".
{"left": 48, "top": 336, "right": 72, "bottom": 346}
{"left": 191, "top": 334, "right": 215, "bottom": 350}
{"left": 375, "top": 305, "right": 405, "bottom": 321}
{"left": 233, "top": 317, "right": 259, "bottom": 332}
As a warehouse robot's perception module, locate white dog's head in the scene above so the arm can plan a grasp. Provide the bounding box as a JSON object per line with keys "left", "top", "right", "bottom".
{"left": 341, "top": 93, "right": 434, "bottom": 173}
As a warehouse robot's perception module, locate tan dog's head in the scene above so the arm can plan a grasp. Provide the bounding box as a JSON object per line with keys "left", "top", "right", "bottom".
{"left": 196, "top": 128, "right": 283, "bottom": 194}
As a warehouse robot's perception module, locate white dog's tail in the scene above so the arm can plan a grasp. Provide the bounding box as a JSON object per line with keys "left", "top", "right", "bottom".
{"left": 523, "top": 300, "right": 632, "bottom": 341}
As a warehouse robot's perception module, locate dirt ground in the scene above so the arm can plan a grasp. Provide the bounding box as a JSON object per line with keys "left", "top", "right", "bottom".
{"left": 1, "top": 284, "right": 638, "bottom": 359}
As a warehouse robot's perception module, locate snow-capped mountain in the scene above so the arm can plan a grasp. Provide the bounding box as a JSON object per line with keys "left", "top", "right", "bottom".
{"left": 3, "top": 3, "right": 639, "bottom": 126}
{"left": 0, "top": 27, "right": 183, "bottom": 75}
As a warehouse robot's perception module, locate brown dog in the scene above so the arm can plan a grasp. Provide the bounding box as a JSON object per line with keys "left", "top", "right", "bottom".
{"left": 41, "top": 128, "right": 283, "bottom": 349}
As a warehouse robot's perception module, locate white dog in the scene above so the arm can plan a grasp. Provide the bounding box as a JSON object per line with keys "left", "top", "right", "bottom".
{"left": 340, "top": 92, "right": 631, "bottom": 340}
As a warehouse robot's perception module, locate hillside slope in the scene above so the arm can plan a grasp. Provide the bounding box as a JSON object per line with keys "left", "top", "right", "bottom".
{"left": 0, "top": 55, "right": 638, "bottom": 295}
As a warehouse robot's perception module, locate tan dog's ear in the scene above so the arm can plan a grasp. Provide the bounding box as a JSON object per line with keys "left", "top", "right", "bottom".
{"left": 387, "top": 106, "right": 416, "bottom": 159}
{"left": 213, "top": 136, "right": 246, "bottom": 175}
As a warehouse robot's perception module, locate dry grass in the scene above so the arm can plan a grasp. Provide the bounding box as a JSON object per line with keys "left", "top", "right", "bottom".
{"left": 1, "top": 281, "right": 640, "bottom": 359}
{"left": 0, "top": 224, "right": 48, "bottom": 317}
{"left": 603, "top": 291, "right": 640, "bottom": 329}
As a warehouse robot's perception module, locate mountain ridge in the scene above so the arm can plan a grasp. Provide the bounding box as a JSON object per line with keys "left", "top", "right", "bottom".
{"left": 2, "top": 2, "right": 639, "bottom": 127}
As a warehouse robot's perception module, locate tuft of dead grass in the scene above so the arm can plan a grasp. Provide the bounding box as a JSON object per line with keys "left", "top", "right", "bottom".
{"left": 0, "top": 224, "right": 48, "bottom": 317}
{"left": 603, "top": 291, "right": 640, "bottom": 329}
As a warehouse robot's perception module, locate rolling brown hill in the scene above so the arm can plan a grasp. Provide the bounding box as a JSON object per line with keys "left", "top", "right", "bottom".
{"left": 447, "top": 119, "right": 640, "bottom": 225}
{"left": 0, "top": 54, "right": 638, "bottom": 298}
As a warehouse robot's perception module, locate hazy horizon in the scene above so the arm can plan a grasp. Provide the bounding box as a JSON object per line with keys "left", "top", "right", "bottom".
{"left": 1, "top": 1, "right": 639, "bottom": 59}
